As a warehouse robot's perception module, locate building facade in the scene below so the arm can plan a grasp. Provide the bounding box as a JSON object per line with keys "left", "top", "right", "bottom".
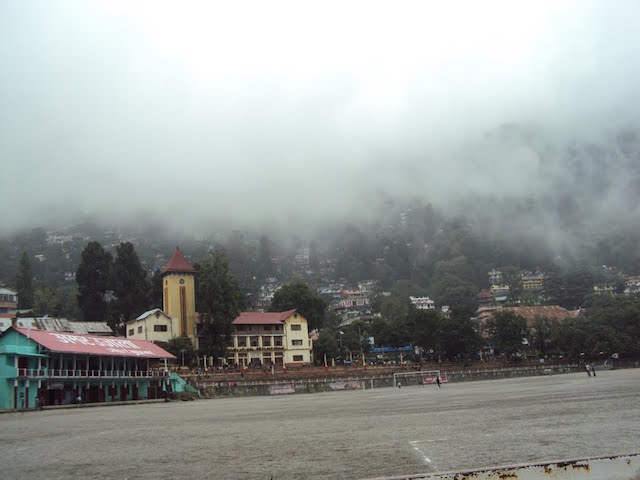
{"left": 227, "top": 310, "right": 311, "bottom": 367}
{"left": 0, "top": 327, "right": 175, "bottom": 410}
{"left": 0, "top": 288, "right": 18, "bottom": 319}
{"left": 126, "top": 308, "right": 178, "bottom": 343}
{"left": 409, "top": 296, "right": 436, "bottom": 310}
{"left": 522, "top": 272, "right": 545, "bottom": 290}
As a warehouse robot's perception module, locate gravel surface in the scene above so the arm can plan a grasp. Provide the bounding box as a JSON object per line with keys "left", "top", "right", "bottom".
{"left": 1, "top": 369, "right": 638, "bottom": 480}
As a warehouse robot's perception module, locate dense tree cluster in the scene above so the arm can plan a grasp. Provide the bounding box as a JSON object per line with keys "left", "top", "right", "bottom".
{"left": 269, "top": 280, "right": 327, "bottom": 331}
{"left": 196, "top": 252, "right": 242, "bottom": 360}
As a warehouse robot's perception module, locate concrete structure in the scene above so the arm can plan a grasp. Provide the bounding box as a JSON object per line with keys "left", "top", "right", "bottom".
{"left": 228, "top": 310, "right": 311, "bottom": 367}
{"left": 521, "top": 271, "right": 545, "bottom": 290}
{"left": 0, "top": 287, "right": 17, "bottom": 319}
{"left": 488, "top": 268, "right": 502, "bottom": 284}
{"left": 489, "top": 284, "right": 509, "bottom": 297}
{"left": 0, "top": 327, "right": 174, "bottom": 410}
{"left": 367, "top": 453, "right": 640, "bottom": 480}
{"left": 476, "top": 290, "right": 494, "bottom": 305}
{"left": 410, "top": 296, "right": 435, "bottom": 310}
{"left": 161, "top": 247, "right": 198, "bottom": 347}
{"left": 624, "top": 275, "right": 640, "bottom": 295}
{"left": 125, "top": 308, "right": 177, "bottom": 343}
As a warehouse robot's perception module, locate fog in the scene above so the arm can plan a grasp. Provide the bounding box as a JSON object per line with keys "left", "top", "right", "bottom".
{"left": 1, "top": 1, "right": 639, "bottom": 242}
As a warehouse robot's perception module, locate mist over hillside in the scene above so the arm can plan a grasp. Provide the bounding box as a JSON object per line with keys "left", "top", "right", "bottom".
{"left": 2, "top": 1, "right": 640, "bottom": 272}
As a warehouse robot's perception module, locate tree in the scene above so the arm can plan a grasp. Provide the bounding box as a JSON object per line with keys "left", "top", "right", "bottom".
{"left": 313, "top": 328, "right": 339, "bottom": 364}
{"left": 269, "top": 280, "right": 327, "bottom": 331}
{"left": 407, "top": 308, "right": 442, "bottom": 355}
{"left": 502, "top": 266, "right": 523, "bottom": 303}
{"left": 564, "top": 266, "right": 594, "bottom": 309}
{"left": 530, "top": 315, "right": 559, "bottom": 356}
{"left": 76, "top": 242, "right": 112, "bottom": 321}
{"left": 196, "top": 252, "right": 242, "bottom": 360}
{"left": 111, "top": 242, "right": 148, "bottom": 324}
{"left": 257, "top": 235, "right": 275, "bottom": 279}
{"left": 487, "top": 310, "right": 527, "bottom": 359}
{"left": 439, "top": 316, "right": 483, "bottom": 361}
{"left": 15, "top": 251, "right": 34, "bottom": 309}
{"left": 379, "top": 295, "right": 408, "bottom": 323}
{"left": 148, "top": 270, "right": 163, "bottom": 309}
{"left": 165, "top": 337, "right": 197, "bottom": 367}
{"left": 33, "top": 282, "right": 57, "bottom": 316}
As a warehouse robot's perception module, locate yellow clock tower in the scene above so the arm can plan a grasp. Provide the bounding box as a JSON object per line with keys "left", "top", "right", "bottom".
{"left": 162, "top": 247, "right": 197, "bottom": 347}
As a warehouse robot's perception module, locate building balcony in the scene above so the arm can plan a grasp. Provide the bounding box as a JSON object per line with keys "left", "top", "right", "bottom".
{"left": 14, "top": 368, "right": 169, "bottom": 380}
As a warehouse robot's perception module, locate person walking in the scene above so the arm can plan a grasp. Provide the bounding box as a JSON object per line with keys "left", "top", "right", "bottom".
{"left": 436, "top": 376, "right": 441, "bottom": 388}
{"left": 585, "top": 364, "right": 591, "bottom": 377}
{"left": 591, "top": 362, "right": 596, "bottom": 377}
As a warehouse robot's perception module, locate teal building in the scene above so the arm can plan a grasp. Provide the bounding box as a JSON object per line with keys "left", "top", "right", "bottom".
{"left": 0, "top": 327, "right": 175, "bottom": 410}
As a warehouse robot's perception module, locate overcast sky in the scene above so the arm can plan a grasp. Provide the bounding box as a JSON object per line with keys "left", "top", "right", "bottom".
{"left": 1, "top": 1, "right": 639, "bottom": 236}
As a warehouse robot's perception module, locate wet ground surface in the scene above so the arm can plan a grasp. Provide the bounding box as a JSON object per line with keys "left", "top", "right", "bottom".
{"left": 1, "top": 369, "right": 638, "bottom": 480}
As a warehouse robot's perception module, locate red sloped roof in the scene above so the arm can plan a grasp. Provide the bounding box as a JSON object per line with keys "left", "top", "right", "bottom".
{"left": 233, "top": 309, "right": 297, "bottom": 325}
{"left": 162, "top": 247, "right": 196, "bottom": 274}
{"left": 13, "top": 328, "right": 175, "bottom": 359}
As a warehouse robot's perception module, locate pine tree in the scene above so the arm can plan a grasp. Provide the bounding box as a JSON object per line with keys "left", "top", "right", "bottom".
{"left": 197, "top": 252, "right": 241, "bottom": 359}
{"left": 76, "top": 242, "right": 112, "bottom": 321}
{"left": 111, "top": 242, "right": 148, "bottom": 324}
{"left": 15, "top": 251, "right": 34, "bottom": 309}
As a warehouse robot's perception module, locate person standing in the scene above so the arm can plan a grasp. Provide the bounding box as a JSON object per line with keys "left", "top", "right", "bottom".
{"left": 436, "top": 376, "right": 441, "bottom": 388}
{"left": 585, "top": 364, "right": 591, "bottom": 377}
{"left": 591, "top": 362, "right": 596, "bottom": 377}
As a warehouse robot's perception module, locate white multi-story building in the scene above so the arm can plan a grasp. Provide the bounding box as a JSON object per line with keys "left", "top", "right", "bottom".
{"left": 488, "top": 269, "right": 502, "bottom": 284}
{"left": 409, "top": 296, "right": 435, "bottom": 310}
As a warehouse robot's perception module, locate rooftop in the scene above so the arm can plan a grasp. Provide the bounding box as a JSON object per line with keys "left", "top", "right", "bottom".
{"left": 233, "top": 309, "right": 298, "bottom": 325}
{"left": 162, "top": 247, "right": 196, "bottom": 274}
{"left": 7, "top": 327, "right": 175, "bottom": 358}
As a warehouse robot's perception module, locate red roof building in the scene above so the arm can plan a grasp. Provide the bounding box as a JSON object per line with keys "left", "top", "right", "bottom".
{"left": 0, "top": 327, "right": 175, "bottom": 410}
{"left": 228, "top": 310, "right": 311, "bottom": 367}
{"left": 14, "top": 327, "right": 175, "bottom": 358}
{"left": 232, "top": 309, "right": 297, "bottom": 325}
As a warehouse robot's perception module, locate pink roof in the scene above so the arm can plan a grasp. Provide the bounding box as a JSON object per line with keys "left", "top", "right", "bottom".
{"left": 233, "top": 309, "right": 297, "bottom": 325}
{"left": 162, "top": 247, "right": 196, "bottom": 274}
{"left": 14, "top": 328, "right": 176, "bottom": 359}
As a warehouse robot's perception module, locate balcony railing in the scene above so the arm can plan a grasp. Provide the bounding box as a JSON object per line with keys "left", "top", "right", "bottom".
{"left": 16, "top": 368, "right": 169, "bottom": 379}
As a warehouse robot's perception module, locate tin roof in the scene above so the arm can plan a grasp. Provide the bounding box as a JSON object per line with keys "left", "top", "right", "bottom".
{"left": 232, "top": 309, "right": 297, "bottom": 325}
{"left": 135, "top": 308, "right": 172, "bottom": 321}
{"left": 15, "top": 317, "right": 113, "bottom": 335}
{"left": 12, "top": 327, "right": 175, "bottom": 358}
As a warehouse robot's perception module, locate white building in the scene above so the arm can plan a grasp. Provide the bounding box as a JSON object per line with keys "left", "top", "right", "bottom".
{"left": 409, "top": 296, "right": 435, "bottom": 310}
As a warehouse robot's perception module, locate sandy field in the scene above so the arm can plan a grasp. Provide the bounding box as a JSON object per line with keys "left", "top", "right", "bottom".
{"left": 1, "top": 369, "right": 638, "bottom": 480}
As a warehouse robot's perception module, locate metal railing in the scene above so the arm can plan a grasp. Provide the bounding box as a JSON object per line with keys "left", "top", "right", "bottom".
{"left": 16, "top": 368, "right": 169, "bottom": 379}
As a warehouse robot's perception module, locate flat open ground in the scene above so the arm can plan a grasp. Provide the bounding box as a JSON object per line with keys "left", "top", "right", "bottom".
{"left": 1, "top": 369, "right": 639, "bottom": 480}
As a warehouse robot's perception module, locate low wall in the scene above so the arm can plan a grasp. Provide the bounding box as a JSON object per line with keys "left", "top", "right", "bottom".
{"left": 363, "top": 452, "right": 640, "bottom": 480}
{"left": 196, "top": 365, "right": 582, "bottom": 398}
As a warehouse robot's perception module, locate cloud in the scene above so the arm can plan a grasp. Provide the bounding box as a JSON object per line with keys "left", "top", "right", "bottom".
{"left": 1, "top": 0, "right": 639, "bottom": 239}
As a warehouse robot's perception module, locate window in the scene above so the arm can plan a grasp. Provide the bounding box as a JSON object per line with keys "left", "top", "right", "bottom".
{"left": 292, "top": 339, "right": 303, "bottom": 346}
{"left": 154, "top": 325, "right": 168, "bottom": 332}
{"left": 293, "top": 355, "right": 304, "bottom": 361}
{"left": 128, "top": 329, "right": 134, "bottom": 336}
{"left": 237, "top": 337, "right": 247, "bottom": 347}
{"left": 138, "top": 326, "right": 143, "bottom": 333}
{"left": 291, "top": 324, "right": 302, "bottom": 331}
